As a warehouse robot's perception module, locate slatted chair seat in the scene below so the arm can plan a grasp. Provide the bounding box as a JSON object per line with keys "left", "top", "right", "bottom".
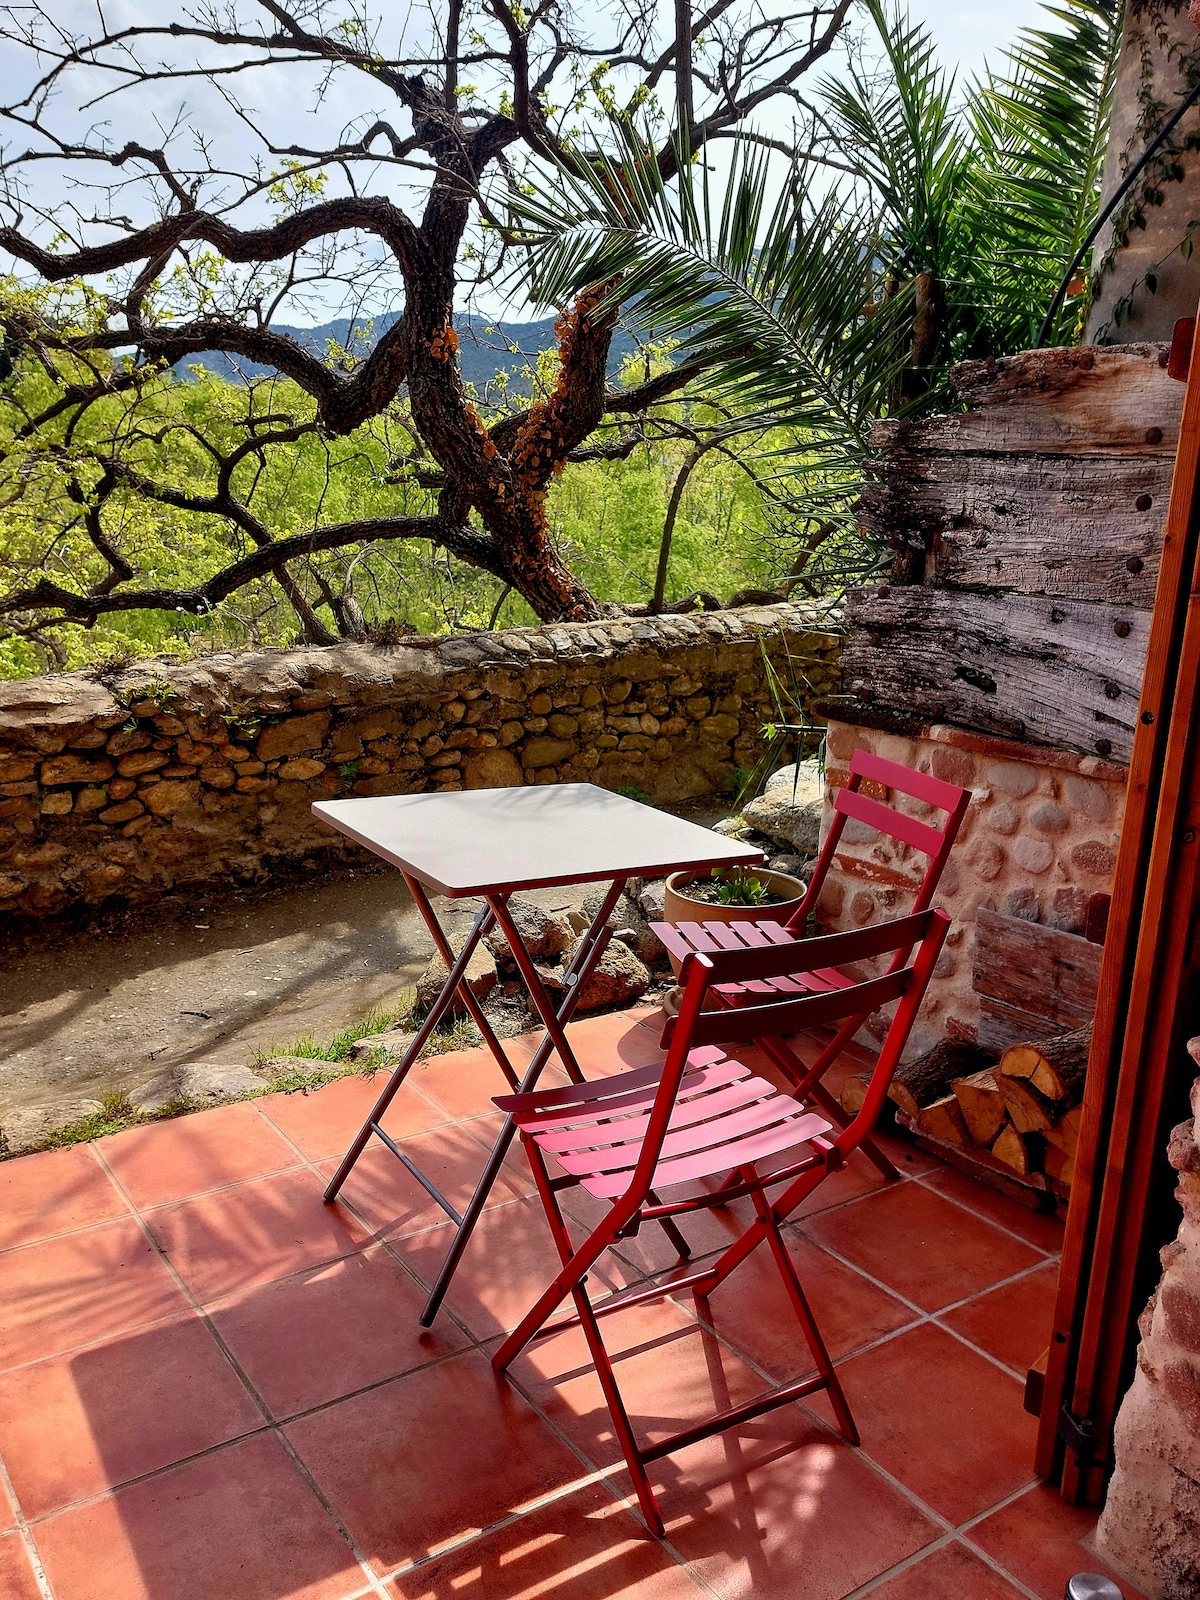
{"left": 491, "top": 908, "right": 951, "bottom": 1538}
{"left": 503, "top": 1050, "right": 831, "bottom": 1198}
{"left": 652, "top": 750, "right": 970, "bottom": 1181}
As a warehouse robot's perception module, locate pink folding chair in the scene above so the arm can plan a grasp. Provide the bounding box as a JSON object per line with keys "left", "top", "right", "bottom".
{"left": 654, "top": 749, "right": 970, "bottom": 1180}
{"left": 491, "top": 908, "right": 950, "bottom": 1536}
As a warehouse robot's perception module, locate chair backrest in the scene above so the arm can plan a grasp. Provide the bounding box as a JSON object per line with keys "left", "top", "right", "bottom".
{"left": 787, "top": 749, "right": 970, "bottom": 933}
{"left": 618, "top": 909, "right": 951, "bottom": 1214}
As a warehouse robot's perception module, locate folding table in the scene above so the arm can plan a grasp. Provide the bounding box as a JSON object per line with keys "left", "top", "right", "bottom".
{"left": 312, "top": 782, "right": 762, "bottom": 1325}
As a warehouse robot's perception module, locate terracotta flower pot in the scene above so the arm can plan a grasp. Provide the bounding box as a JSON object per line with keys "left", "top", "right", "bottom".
{"left": 661, "top": 867, "right": 808, "bottom": 978}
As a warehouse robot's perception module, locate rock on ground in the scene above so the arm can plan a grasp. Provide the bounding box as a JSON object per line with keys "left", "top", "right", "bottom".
{"left": 1, "top": 1098, "right": 103, "bottom": 1154}
{"left": 743, "top": 761, "right": 825, "bottom": 853}
{"left": 768, "top": 854, "right": 809, "bottom": 877}
{"left": 637, "top": 879, "right": 667, "bottom": 923}
{"left": 579, "top": 888, "right": 668, "bottom": 970}
{"left": 133, "top": 1061, "right": 271, "bottom": 1114}
{"left": 484, "top": 894, "right": 572, "bottom": 968}
{"left": 347, "top": 1030, "right": 417, "bottom": 1064}
{"left": 566, "top": 935, "right": 650, "bottom": 1011}
{"left": 415, "top": 935, "right": 499, "bottom": 1014}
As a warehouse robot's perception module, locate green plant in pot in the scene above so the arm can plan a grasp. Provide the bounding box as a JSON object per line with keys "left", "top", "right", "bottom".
{"left": 661, "top": 862, "right": 808, "bottom": 979}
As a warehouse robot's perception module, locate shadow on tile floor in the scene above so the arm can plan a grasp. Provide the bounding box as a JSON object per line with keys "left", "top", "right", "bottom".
{"left": 0, "top": 1009, "right": 1147, "bottom": 1600}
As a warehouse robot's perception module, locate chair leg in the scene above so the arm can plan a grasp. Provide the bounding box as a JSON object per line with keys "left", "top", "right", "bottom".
{"left": 501, "top": 1141, "right": 666, "bottom": 1534}
{"left": 647, "top": 1189, "right": 690, "bottom": 1259}
{"left": 571, "top": 1281, "right": 665, "bottom": 1536}
{"left": 805, "top": 1079, "right": 901, "bottom": 1183}
{"left": 750, "top": 1186, "right": 859, "bottom": 1445}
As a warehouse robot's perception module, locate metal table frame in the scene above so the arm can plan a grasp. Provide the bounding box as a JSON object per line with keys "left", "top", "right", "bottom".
{"left": 314, "top": 786, "right": 761, "bottom": 1326}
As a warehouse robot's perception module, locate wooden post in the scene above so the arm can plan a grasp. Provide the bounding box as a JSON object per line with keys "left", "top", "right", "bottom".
{"left": 1036, "top": 306, "right": 1200, "bottom": 1501}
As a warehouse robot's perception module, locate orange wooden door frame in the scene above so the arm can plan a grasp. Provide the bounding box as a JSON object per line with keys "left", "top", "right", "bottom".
{"left": 1037, "top": 312, "right": 1200, "bottom": 1501}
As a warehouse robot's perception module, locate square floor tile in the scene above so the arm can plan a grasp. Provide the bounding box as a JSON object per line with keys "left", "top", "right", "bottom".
{"left": 0, "top": 1218, "right": 191, "bottom": 1370}
{"left": 801, "top": 1182, "right": 1044, "bottom": 1313}
{"left": 557, "top": 1010, "right": 666, "bottom": 1078}
{"left": 969, "top": 1483, "right": 1149, "bottom": 1599}
{"left": 0, "top": 1531, "right": 41, "bottom": 1600}
{"left": 144, "top": 1167, "right": 371, "bottom": 1304}
{"left": 210, "top": 1245, "right": 467, "bottom": 1419}
{"left": 806, "top": 1322, "right": 1038, "bottom": 1526}
{"left": 698, "top": 1235, "right": 916, "bottom": 1379}
{"left": 916, "top": 1167, "right": 1065, "bottom": 1254}
{"left": 512, "top": 1298, "right": 767, "bottom": 1471}
{"left": 401, "top": 1194, "right": 636, "bottom": 1341}
{"left": 865, "top": 1540, "right": 1027, "bottom": 1598}
{"left": 286, "top": 1348, "right": 584, "bottom": 1575}
{"left": 99, "top": 1101, "right": 301, "bottom": 1209}
{"left": 938, "top": 1260, "right": 1060, "bottom": 1376}
{"left": 787, "top": 1150, "right": 893, "bottom": 1222}
{"left": 653, "top": 1415, "right": 939, "bottom": 1599}
{"left": 0, "top": 1144, "right": 128, "bottom": 1251}
{"left": 259, "top": 1070, "right": 451, "bottom": 1162}
{"left": 0, "top": 1316, "right": 262, "bottom": 1517}
{"left": 410, "top": 1044, "right": 536, "bottom": 1121}
{"left": 33, "top": 1431, "right": 362, "bottom": 1600}
{"left": 386, "top": 1481, "right": 706, "bottom": 1598}
{"left": 321, "top": 1123, "right": 532, "bottom": 1246}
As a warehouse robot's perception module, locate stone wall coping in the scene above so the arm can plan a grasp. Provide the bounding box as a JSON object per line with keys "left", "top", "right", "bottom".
{"left": 0, "top": 602, "right": 840, "bottom": 733}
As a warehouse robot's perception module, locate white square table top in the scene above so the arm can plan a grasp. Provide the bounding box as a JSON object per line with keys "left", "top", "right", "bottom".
{"left": 313, "top": 783, "right": 762, "bottom": 897}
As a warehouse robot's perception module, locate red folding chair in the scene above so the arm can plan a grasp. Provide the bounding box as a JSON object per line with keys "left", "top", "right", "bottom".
{"left": 654, "top": 749, "right": 970, "bottom": 1181}
{"left": 491, "top": 908, "right": 950, "bottom": 1536}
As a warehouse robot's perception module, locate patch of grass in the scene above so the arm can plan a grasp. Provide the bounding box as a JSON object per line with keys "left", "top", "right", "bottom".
{"left": 113, "top": 677, "right": 177, "bottom": 714}
{"left": 276, "top": 999, "right": 414, "bottom": 1064}
{"left": 616, "top": 783, "right": 653, "bottom": 806}
{"left": 4, "top": 1087, "right": 206, "bottom": 1159}
{"left": 1, "top": 993, "right": 489, "bottom": 1161}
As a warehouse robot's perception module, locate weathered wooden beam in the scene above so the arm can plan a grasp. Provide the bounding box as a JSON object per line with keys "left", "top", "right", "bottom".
{"left": 871, "top": 454, "right": 1167, "bottom": 605}
{"left": 974, "top": 910, "right": 1104, "bottom": 1048}
{"left": 862, "top": 343, "right": 1180, "bottom": 597}
{"left": 842, "top": 585, "right": 1145, "bottom": 760}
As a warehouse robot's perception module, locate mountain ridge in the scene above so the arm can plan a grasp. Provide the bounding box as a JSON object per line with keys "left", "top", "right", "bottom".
{"left": 177, "top": 310, "right": 640, "bottom": 391}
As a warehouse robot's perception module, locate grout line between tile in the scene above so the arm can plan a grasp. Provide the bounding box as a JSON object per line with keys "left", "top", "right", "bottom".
{"left": 912, "top": 1168, "right": 1062, "bottom": 1259}
{"left": 0, "top": 1447, "right": 56, "bottom": 1600}
{"left": 85, "top": 1142, "right": 394, "bottom": 1600}
{"left": 786, "top": 1231, "right": 1051, "bottom": 1384}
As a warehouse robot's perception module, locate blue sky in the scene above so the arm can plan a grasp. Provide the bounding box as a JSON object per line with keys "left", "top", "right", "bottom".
{"left": 916, "top": 0, "right": 1049, "bottom": 79}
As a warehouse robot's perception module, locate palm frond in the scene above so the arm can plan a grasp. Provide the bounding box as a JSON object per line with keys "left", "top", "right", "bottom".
{"left": 968, "top": 0, "right": 1121, "bottom": 346}
{"left": 511, "top": 126, "right": 912, "bottom": 450}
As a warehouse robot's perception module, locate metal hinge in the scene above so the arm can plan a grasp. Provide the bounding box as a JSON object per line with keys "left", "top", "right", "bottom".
{"left": 1058, "top": 1404, "right": 1105, "bottom": 1469}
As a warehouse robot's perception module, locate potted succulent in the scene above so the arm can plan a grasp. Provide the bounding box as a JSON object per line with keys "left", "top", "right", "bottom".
{"left": 660, "top": 863, "right": 807, "bottom": 977}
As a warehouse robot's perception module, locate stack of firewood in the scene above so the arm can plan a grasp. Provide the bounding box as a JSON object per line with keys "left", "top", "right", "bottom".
{"left": 842, "top": 1026, "right": 1089, "bottom": 1198}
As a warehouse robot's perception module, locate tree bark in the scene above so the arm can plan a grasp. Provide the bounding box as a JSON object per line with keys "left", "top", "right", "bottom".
{"left": 1087, "top": 1, "right": 1200, "bottom": 340}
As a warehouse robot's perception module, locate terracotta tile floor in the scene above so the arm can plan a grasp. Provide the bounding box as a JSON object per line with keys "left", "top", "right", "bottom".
{"left": 0, "top": 1007, "right": 1147, "bottom": 1600}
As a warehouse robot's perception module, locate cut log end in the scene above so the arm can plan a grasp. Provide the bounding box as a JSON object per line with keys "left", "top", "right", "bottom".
{"left": 889, "top": 1038, "right": 995, "bottom": 1120}
{"left": 916, "top": 1093, "right": 969, "bottom": 1145}
{"left": 992, "top": 1122, "right": 1033, "bottom": 1175}
{"left": 952, "top": 1068, "right": 1008, "bottom": 1146}
{"left": 1000, "top": 1025, "right": 1091, "bottom": 1104}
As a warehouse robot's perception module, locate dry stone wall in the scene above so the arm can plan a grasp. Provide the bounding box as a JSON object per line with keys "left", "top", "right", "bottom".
{"left": 0, "top": 604, "right": 838, "bottom": 922}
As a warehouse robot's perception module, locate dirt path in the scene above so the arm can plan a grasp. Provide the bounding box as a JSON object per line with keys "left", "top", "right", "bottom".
{"left": 0, "top": 859, "right": 587, "bottom": 1122}
{"left": 0, "top": 796, "right": 727, "bottom": 1136}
